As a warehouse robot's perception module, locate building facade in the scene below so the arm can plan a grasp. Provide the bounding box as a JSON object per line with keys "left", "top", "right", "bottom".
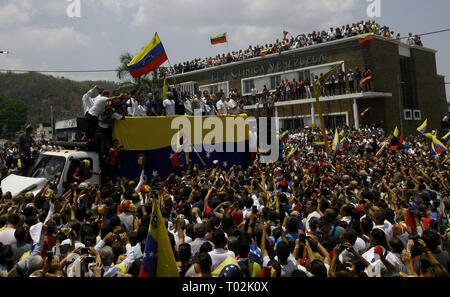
{"left": 167, "top": 35, "right": 447, "bottom": 136}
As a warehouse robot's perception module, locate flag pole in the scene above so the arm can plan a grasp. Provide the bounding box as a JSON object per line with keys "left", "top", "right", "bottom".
{"left": 226, "top": 33, "right": 230, "bottom": 54}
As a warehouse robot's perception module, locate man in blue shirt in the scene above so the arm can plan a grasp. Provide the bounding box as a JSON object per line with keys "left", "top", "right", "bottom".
{"left": 146, "top": 92, "right": 163, "bottom": 116}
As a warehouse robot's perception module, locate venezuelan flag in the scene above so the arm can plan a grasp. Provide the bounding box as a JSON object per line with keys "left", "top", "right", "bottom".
{"left": 128, "top": 33, "right": 168, "bottom": 78}
{"left": 442, "top": 131, "right": 450, "bottom": 143}
{"left": 283, "top": 30, "right": 289, "bottom": 41}
{"left": 286, "top": 146, "right": 298, "bottom": 160}
{"left": 212, "top": 255, "right": 241, "bottom": 277}
{"left": 389, "top": 127, "right": 403, "bottom": 150}
{"left": 210, "top": 33, "right": 227, "bottom": 45}
{"left": 358, "top": 32, "right": 375, "bottom": 44}
{"left": 375, "top": 142, "right": 388, "bottom": 158}
{"left": 417, "top": 119, "right": 427, "bottom": 135}
{"left": 279, "top": 130, "right": 289, "bottom": 142}
{"left": 139, "top": 197, "right": 179, "bottom": 277}
{"left": 332, "top": 129, "right": 339, "bottom": 152}
{"left": 113, "top": 115, "right": 249, "bottom": 179}
{"left": 431, "top": 134, "right": 448, "bottom": 154}
{"left": 360, "top": 76, "right": 372, "bottom": 89}
{"left": 360, "top": 107, "right": 371, "bottom": 119}
{"left": 311, "top": 161, "right": 325, "bottom": 173}
{"left": 312, "top": 142, "right": 326, "bottom": 150}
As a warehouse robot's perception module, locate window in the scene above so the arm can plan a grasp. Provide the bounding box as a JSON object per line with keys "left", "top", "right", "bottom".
{"left": 270, "top": 75, "right": 281, "bottom": 89}
{"left": 282, "top": 118, "right": 305, "bottom": 130}
{"left": 243, "top": 79, "right": 255, "bottom": 94}
{"left": 404, "top": 109, "right": 412, "bottom": 120}
{"left": 199, "top": 81, "right": 230, "bottom": 98}
{"left": 413, "top": 110, "right": 421, "bottom": 120}
{"left": 67, "top": 158, "right": 94, "bottom": 183}
{"left": 30, "top": 155, "right": 66, "bottom": 180}
{"left": 400, "top": 57, "right": 418, "bottom": 108}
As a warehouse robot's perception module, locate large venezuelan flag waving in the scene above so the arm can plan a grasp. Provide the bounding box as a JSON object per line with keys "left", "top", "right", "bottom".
{"left": 113, "top": 115, "right": 249, "bottom": 180}
{"left": 139, "top": 197, "right": 179, "bottom": 277}
{"left": 128, "top": 33, "right": 168, "bottom": 78}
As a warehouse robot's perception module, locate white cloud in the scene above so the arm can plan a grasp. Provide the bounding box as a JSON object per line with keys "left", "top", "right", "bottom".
{"left": 0, "top": 3, "right": 31, "bottom": 26}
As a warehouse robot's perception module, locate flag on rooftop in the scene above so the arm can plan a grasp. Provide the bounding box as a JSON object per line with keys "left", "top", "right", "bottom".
{"left": 210, "top": 33, "right": 227, "bottom": 45}
{"left": 358, "top": 32, "right": 375, "bottom": 44}
{"left": 128, "top": 33, "right": 168, "bottom": 78}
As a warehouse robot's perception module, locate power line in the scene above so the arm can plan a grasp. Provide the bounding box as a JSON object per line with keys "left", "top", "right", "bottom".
{"left": 0, "top": 28, "right": 449, "bottom": 74}
{"left": 399, "top": 28, "right": 450, "bottom": 39}
{"left": 0, "top": 69, "right": 116, "bottom": 73}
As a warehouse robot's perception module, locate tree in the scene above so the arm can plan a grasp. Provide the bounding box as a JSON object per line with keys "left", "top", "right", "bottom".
{"left": 0, "top": 93, "right": 28, "bottom": 139}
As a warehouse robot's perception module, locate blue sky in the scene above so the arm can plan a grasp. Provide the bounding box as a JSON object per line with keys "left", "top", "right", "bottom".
{"left": 0, "top": 0, "right": 449, "bottom": 101}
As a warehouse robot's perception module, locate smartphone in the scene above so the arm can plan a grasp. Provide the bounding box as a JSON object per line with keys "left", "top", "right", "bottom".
{"left": 84, "top": 256, "right": 95, "bottom": 264}
{"left": 80, "top": 247, "right": 90, "bottom": 254}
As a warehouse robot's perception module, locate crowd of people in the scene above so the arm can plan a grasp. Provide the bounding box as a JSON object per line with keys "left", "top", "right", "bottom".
{"left": 0, "top": 122, "right": 449, "bottom": 278}
{"left": 160, "top": 20, "right": 423, "bottom": 77}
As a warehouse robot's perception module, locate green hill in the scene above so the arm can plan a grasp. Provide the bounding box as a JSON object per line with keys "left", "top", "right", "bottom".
{"left": 0, "top": 72, "right": 118, "bottom": 125}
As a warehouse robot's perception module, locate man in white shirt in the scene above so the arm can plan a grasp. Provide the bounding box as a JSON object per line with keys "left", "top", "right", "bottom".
{"left": 372, "top": 209, "right": 393, "bottom": 241}
{"left": 305, "top": 199, "right": 321, "bottom": 233}
{"left": 227, "top": 95, "right": 240, "bottom": 115}
{"left": 0, "top": 214, "right": 20, "bottom": 246}
{"left": 163, "top": 92, "right": 176, "bottom": 116}
{"left": 216, "top": 96, "right": 228, "bottom": 116}
{"left": 86, "top": 90, "right": 121, "bottom": 141}
{"left": 208, "top": 229, "right": 235, "bottom": 271}
{"left": 82, "top": 85, "right": 98, "bottom": 116}
{"left": 126, "top": 92, "right": 140, "bottom": 117}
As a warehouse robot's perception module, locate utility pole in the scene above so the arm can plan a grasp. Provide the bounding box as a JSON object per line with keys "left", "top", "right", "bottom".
{"left": 50, "top": 105, "right": 56, "bottom": 141}
{"left": 312, "top": 62, "right": 344, "bottom": 155}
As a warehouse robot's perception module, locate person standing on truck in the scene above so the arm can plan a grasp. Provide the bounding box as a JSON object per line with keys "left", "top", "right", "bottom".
{"left": 82, "top": 85, "right": 99, "bottom": 116}
{"left": 18, "top": 125, "right": 35, "bottom": 176}
{"left": 85, "top": 90, "right": 123, "bottom": 143}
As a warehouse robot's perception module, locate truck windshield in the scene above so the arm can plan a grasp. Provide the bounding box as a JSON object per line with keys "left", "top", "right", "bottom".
{"left": 30, "top": 155, "right": 66, "bottom": 181}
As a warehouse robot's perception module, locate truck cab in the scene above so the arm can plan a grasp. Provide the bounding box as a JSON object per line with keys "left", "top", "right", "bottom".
{"left": 1, "top": 148, "right": 100, "bottom": 198}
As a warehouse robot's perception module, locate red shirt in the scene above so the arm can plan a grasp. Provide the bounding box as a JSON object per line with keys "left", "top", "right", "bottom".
{"left": 108, "top": 148, "right": 119, "bottom": 166}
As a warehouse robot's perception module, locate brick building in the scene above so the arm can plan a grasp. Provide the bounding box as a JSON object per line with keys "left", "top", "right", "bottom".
{"left": 167, "top": 35, "right": 447, "bottom": 135}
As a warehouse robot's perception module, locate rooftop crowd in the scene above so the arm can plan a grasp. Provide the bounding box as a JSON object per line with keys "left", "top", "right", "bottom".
{"left": 0, "top": 122, "right": 449, "bottom": 277}
{"left": 159, "top": 20, "right": 423, "bottom": 77}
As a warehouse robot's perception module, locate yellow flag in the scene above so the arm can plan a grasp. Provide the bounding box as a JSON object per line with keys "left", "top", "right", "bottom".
{"left": 332, "top": 129, "right": 339, "bottom": 151}
{"left": 163, "top": 78, "right": 168, "bottom": 100}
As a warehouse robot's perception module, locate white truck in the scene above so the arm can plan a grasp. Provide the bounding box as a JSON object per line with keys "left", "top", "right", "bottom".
{"left": 1, "top": 146, "right": 101, "bottom": 198}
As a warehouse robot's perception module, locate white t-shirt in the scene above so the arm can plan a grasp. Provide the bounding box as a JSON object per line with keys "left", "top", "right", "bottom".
{"left": 228, "top": 99, "right": 239, "bottom": 114}
{"left": 127, "top": 98, "right": 139, "bottom": 116}
{"left": 61, "top": 239, "right": 85, "bottom": 249}
{"left": 82, "top": 89, "right": 95, "bottom": 115}
{"left": 88, "top": 96, "right": 109, "bottom": 117}
{"left": 305, "top": 211, "right": 321, "bottom": 233}
{"left": 208, "top": 249, "right": 236, "bottom": 272}
{"left": 373, "top": 220, "right": 393, "bottom": 241}
{"left": 216, "top": 100, "right": 228, "bottom": 115}
{"left": 163, "top": 99, "right": 176, "bottom": 116}
{"left": 263, "top": 255, "right": 297, "bottom": 277}
{"left": 0, "top": 227, "right": 17, "bottom": 246}
{"left": 354, "top": 237, "right": 367, "bottom": 255}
